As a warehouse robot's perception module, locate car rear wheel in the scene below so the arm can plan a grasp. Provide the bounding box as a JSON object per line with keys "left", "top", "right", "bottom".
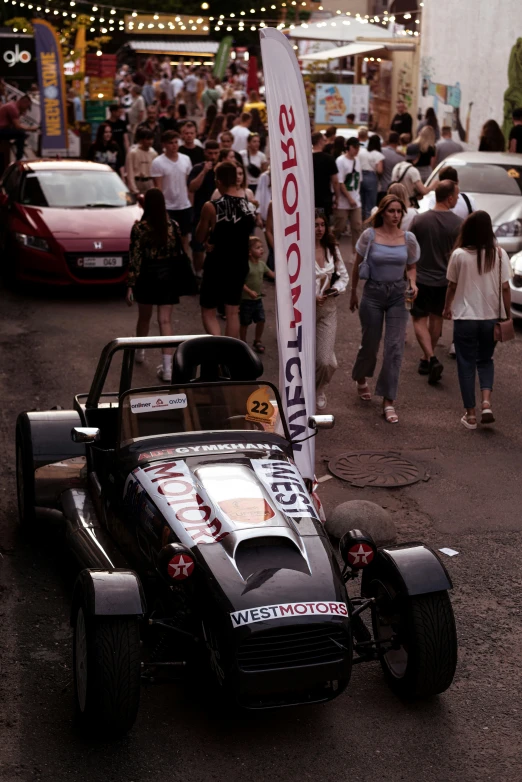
{"left": 73, "top": 604, "right": 141, "bottom": 737}
{"left": 372, "top": 583, "right": 457, "bottom": 699}
{"left": 16, "top": 416, "right": 36, "bottom": 529}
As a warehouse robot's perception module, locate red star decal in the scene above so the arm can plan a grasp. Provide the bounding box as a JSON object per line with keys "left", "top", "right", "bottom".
{"left": 347, "top": 543, "right": 374, "bottom": 567}
{"left": 167, "top": 554, "right": 195, "bottom": 580}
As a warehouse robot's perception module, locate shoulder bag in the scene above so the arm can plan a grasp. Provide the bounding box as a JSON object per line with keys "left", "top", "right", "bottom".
{"left": 246, "top": 151, "right": 262, "bottom": 179}
{"left": 358, "top": 228, "right": 375, "bottom": 280}
{"left": 396, "top": 163, "right": 420, "bottom": 209}
{"left": 493, "top": 247, "right": 515, "bottom": 342}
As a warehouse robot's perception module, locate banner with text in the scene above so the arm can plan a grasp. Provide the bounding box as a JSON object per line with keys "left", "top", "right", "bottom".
{"left": 32, "top": 19, "right": 68, "bottom": 155}
{"left": 260, "top": 28, "right": 316, "bottom": 481}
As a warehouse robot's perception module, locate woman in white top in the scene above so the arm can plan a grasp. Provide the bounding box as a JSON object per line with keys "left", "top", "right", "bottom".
{"left": 314, "top": 209, "right": 349, "bottom": 410}
{"left": 359, "top": 134, "right": 385, "bottom": 221}
{"left": 240, "top": 133, "right": 267, "bottom": 194}
{"left": 443, "top": 211, "right": 512, "bottom": 430}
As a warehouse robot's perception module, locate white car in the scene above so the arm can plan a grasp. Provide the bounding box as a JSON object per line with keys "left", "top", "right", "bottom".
{"left": 509, "top": 250, "right": 522, "bottom": 319}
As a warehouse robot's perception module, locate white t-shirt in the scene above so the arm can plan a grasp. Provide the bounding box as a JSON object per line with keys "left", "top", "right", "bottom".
{"left": 418, "top": 190, "right": 477, "bottom": 220}
{"left": 447, "top": 247, "right": 510, "bottom": 320}
{"left": 336, "top": 155, "right": 362, "bottom": 210}
{"left": 391, "top": 161, "right": 422, "bottom": 205}
{"left": 240, "top": 149, "right": 267, "bottom": 186}
{"left": 150, "top": 153, "right": 192, "bottom": 210}
{"left": 171, "top": 77, "right": 184, "bottom": 97}
{"left": 231, "top": 125, "right": 251, "bottom": 152}
{"left": 358, "top": 148, "right": 385, "bottom": 173}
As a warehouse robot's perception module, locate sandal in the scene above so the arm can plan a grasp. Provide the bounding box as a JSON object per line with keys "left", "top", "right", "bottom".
{"left": 383, "top": 405, "right": 399, "bottom": 424}
{"left": 481, "top": 402, "right": 495, "bottom": 424}
{"left": 461, "top": 413, "right": 477, "bottom": 430}
{"left": 356, "top": 382, "right": 371, "bottom": 402}
{"left": 253, "top": 341, "right": 265, "bottom": 354}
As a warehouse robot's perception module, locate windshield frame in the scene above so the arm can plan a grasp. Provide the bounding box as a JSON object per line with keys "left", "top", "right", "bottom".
{"left": 19, "top": 169, "right": 137, "bottom": 209}
{"left": 117, "top": 381, "right": 292, "bottom": 447}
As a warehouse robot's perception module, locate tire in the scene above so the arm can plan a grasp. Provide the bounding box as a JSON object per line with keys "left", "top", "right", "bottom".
{"left": 73, "top": 604, "right": 141, "bottom": 737}
{"left": 372, "top": 588, "right": 457, "bottom": 699}
{"left": 16, "top": 416, "right": 36, "bottom": 529}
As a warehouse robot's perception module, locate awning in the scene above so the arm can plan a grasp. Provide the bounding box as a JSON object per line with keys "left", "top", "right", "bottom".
{"left": 128, "top": 39, "right": 219, "bottom": 56}
{"left": 287, "top": 17, "right": 397, "bottom": 42}
{"left": 300, "top": 41, "right": 415, "bottom": 60}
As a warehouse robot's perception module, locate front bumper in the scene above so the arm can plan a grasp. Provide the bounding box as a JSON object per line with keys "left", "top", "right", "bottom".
{"left": 232, "top": 621, "right": 352, "bottom": 708}
{"left": 16, "top": 245, "right": 129, "bottom": 286}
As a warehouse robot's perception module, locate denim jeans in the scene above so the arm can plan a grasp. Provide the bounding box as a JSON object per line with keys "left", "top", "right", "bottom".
{"left": 352, "top": 279, "right": 408, "bottom": 400}
{"left": 360, "top": 170, "right": 379, "bottom": 221}
{"left": 453, "top": 319, "right": 496, "bottom": 409}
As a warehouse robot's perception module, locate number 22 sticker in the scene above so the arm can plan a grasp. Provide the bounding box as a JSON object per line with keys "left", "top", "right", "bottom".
{"left": 245, "top": 387, "right": 276, "bottom": 428}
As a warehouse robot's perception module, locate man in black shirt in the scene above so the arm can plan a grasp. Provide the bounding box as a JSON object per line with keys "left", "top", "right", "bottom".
{"left": 137, "top": 104, "right": 163, "bottom": 154}
{"left": 159, "top": 104, "right": 179, "bottom": 134}
{"left": 509, "top": 107, "right": 522, "bottom": 153}
{"left": 322, "top": 125, "right": 337, "bottom": 155}
{"left": 390, "top": 100, "right": 413, "bottom": 137}
{"left": 312, "top": 131, "right": 339, "bottom": 221}
{"left": 106, "top": 104, "right": 129, "bottom": 158}
{"left": 179, "top": 121, "right": 205, "bottom": 166}
{"left": 188, "top": 140, "right": 220, "bottom": 272}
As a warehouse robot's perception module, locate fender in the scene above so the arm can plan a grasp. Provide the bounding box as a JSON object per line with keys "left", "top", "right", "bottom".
{"left": 362, "top": 544, "right": 452, "bottom": 597}
{"left": 71, "top": 569, "right": 147, "bottom": 623}
{"left": 18, "top": 410, "right": 84, "bottom": 469}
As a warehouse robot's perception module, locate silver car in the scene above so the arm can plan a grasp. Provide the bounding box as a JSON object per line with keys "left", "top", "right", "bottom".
{"left": 426, "top": 151, "right": 522, "bottom": 318}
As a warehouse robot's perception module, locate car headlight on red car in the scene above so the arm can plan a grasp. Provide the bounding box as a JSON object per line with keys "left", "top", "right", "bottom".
{"left": 15, "top": 233, "right": 50, "bottom": 252}
{"left": 495, "top": 219, "right": 522, "bottom": 238}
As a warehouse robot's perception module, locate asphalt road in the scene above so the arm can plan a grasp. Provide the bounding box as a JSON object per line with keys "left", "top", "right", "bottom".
{"left": 1, "top": 256, "right": 522, "bottom": 782}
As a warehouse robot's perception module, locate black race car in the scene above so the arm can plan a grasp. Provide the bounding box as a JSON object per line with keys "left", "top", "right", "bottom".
{"left": 16, "top": 336, "right": 457, "bottom": 736}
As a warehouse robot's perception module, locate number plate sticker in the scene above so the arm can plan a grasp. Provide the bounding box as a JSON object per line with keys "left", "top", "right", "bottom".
{"left": 245, "top": 387, "right": 276, "bottom": 429}
{"left": 79, "top": 256, "right": 123, "bottom": 267}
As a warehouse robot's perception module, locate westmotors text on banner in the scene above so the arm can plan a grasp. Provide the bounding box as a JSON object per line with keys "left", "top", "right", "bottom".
{"left": 260, "top": 28, "right": 316, "bottom": 481}
{"left": 32, "top": 19, "right": 68, "bottom": 155}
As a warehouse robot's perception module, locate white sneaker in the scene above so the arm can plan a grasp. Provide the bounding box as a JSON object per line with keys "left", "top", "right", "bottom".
{"left": 316, "top": 391, "right": 327, "bottom": 411}
{"left": 156, "top": 365, "right": 171, "bottom": 382}
{"left": 449, "top": 343, "right": 456, "bottom": 358}
{"left": 135, "top": 349, "right": 145, "bottom": 364}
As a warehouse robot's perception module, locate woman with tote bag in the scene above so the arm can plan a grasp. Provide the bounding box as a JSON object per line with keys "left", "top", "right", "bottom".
{"left": 443, "top": 211, "right": 512, "bottom": 429}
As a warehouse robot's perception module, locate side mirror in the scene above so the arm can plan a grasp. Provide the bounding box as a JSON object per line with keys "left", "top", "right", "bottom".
{"left": 71, "top": 427, "right": 100, "bottom": 444}
{"left": 308, "top": 414, "right": 335, "bottom": 430}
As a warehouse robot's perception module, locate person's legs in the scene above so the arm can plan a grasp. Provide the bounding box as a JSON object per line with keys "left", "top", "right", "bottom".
{"left": 240, "top": 324, "right": 249, "bottom": 342}
{"left": 363, "top": 171, "right": 378, "bottom": 220}
{"left": 316, "top": 299, "right": 338, "bottom": 391}
{"left": 429, "top": 314, "right": 444, "bottom": 350}
{"left": 0, "top": 128, "right": 28, "bottom": 160}
{"left": 476, "top": 319, "right": 496, "bottom": 406}
{"left": 412, "top": 316, "right": 433, "bottom": 359}
{"left": 332, "top": 208, "right": 348, "bottom": 242}
{"left": 375, "top": 283, "right": 408, "bottom": 403}
{"left": 352, "top": 282, "right": 386, "bottom": 384}
{"left": 453, "top": 319, "right": 479, "bottom": 414}
{"left": 136, "top": 303, "right": 153, "bottom": 336}
{"left": 157, "top": 304, "right": 174, "bottom": 352}
{"left": 224, "top": 304, "right": 240, "bottom": 338}
{"left": 201, "top": 307, "right": 222, "bottom": 335}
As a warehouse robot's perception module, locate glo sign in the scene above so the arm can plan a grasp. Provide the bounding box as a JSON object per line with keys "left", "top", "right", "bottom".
{"left": 0, "top": 36, "right": 36, "bottom": 78}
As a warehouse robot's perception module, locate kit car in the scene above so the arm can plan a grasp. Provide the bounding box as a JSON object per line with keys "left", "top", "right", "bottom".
{"left": 16, "top": 336, "right": 458, "bottom": 736}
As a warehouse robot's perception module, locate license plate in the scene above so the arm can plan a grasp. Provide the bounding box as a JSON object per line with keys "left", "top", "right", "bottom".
{"left": 80, "top": 256, "right": 123, "bottom": 268}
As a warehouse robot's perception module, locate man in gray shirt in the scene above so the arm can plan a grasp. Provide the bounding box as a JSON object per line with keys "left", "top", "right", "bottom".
{"left": 435, "top": 126, "right": 464, "bottom": 166}
{"left": 410, "top": 180, "right": 462, "bottom": 384}
{"left": 378, "top": 131, "right": 404, "bottom": 202}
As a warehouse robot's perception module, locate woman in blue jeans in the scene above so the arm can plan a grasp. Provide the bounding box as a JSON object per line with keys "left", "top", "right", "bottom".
{"left": 443, "top": 211, "right": 511, "bottom": 429}
{"left": 350, "top": 195, "right": 420, "bottom": 424}
{"left": 358, "top": 134, "right": 384, "bottom": 220}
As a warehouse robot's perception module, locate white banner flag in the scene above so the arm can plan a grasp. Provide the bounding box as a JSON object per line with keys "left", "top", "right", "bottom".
{"left": 260, "top": 28, "right": 316, "bottom": 481}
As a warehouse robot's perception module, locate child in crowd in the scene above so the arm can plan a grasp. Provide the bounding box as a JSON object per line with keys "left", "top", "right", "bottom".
{"left": 240, "top": 236, "right": 275, "bottom": 353}
{"left": 398, "top": 132, "right": 411, "bottom": 155}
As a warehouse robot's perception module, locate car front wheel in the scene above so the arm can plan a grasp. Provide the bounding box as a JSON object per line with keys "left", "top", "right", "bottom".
{"left": 372, "top": 585, "right": 457, "bottom": 699}
{"left": 73, "top": 604, "right": 141, "bottom": 737}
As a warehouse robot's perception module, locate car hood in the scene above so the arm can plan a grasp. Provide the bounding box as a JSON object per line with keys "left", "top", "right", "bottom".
{"left": 467, "top": 193, "right": 522, "bottom": 226}
{"left": 17, "top": 204, "right": 142, "bottom": 238}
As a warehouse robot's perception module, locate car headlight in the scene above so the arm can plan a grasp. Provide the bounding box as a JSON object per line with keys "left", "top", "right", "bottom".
{"left": 495, "top": 219, "right": 522, "bottom": 238}
{"left": 15, "top": 233, "right": 50, "bottom": 252}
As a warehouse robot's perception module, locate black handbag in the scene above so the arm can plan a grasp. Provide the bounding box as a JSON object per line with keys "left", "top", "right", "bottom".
{"left": 247, "top": 151, "right": 261, "bottom": 179}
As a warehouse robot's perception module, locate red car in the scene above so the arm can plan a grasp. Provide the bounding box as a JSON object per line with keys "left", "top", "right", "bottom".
{"left": 0, "top": 160, "right": 142, "bottom": 285}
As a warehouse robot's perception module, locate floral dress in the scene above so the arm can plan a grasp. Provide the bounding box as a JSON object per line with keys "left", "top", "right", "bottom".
{"left": 128, "top": 218, "right": 183, "bottom": 305}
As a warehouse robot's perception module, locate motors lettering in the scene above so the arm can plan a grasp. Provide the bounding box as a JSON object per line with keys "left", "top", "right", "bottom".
{"left": 142, "top": 461, "right": 228, "bottom": 545}
{"left": 231, "top": 601, "right": 348, "bottom": 627}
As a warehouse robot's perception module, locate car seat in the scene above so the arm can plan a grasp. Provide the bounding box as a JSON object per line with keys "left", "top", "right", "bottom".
{"left": 173, "top": 336, "right": 263, "bottom": 383}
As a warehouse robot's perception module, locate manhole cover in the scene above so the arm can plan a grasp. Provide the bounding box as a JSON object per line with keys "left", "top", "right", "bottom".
{"left": 328, "top": 451, "right": 428, "bottom": 488}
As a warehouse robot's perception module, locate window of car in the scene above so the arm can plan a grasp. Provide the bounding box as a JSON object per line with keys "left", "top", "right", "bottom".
{"left": 19, "top": 170, "right": 136, "bottom": 208}
{"left": 447, "top": 163, "right": 522, "bottom": 196}
{"left": 1, "top": 164, "right": 22, "bottom": 199}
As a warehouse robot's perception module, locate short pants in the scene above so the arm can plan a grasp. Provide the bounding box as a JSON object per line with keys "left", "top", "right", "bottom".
{"left": 411, "top": 283, "right": 448, "bottom": 318}
{"left": 199, "top": 262, "right": 248, "bottom": 309}
{"left": 167, "top": 207, "right": 193, "bottom": 236}
{"left": 240, "top": 297, "right": 265, "bottom": 326}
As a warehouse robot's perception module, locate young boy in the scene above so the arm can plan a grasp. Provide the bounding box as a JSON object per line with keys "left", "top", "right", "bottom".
{"left": 239, "top": 236, "right": 275, "bottom": 353}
